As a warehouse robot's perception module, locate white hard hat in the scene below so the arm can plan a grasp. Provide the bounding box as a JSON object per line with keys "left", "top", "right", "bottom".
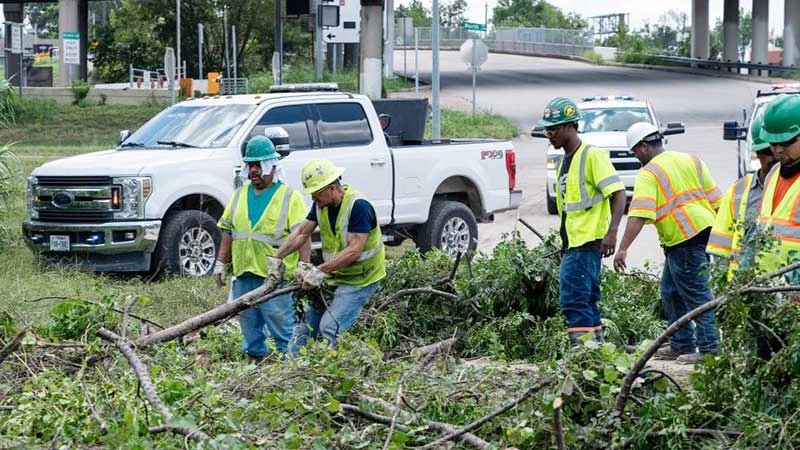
{"left": 626, "top": 122, "right": 662, "bottom": 150}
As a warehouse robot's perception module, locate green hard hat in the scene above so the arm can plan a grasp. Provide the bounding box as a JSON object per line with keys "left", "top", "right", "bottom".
{"left": 749, "top": 111, "right": 771, "bottom": 153}
{"left": 242, "top": 135, "right": 277, "bottom": 162}
{"left": 538, "top": 97, "right": 581, "bottom": 127}
{"left": 761, "top": 94, "right": 800, "bottom": 143}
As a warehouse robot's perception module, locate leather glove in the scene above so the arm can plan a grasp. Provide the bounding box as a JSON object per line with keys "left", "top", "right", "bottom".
{"left": 213, "top": 260, "right": 228, "bottom": 287}
{"left": 293, "top": 261, "right": 315, "bottom": 285}
{"left": 265, "top": 256, "right": 286, "bottom": 291}
{"left": 301, "top": 266, "right": 327, "bottom": 290}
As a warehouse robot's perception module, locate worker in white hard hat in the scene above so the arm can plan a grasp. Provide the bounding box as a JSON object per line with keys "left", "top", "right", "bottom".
{"left": 614, "top": 122, "right": 723, "bottom": 365}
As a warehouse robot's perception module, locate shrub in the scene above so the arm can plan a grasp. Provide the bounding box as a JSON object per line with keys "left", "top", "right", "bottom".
{"left": 583, "top": 50, "right": 605, "bottom": 65}
{"left": 69, "top": 80, "right": 90, "bottom": 106}
{"left": 0, "top": 79, "right": 20, "bottom": 128}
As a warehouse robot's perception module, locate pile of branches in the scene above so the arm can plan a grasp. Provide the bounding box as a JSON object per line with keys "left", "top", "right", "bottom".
{"left": 1, "top": 232, "right": 799, "bottom": 449}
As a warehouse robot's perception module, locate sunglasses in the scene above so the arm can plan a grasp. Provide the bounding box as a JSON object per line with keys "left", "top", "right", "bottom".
{"left": 544, "top": 125, "right": 563, "bottom": 138}
{"left": 773, "top": 136, "right": 798, "bottom": 148}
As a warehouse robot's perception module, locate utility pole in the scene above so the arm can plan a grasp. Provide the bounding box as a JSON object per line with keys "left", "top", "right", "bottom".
{"left": 384, "top": 0, "right": 394, "bottom": 78}
{"left": 232, "top": 25, "right": 238, "bottom": 93}
{"left": 432, "top": 0, "right": 441, "bottom": 139}
{"left": 315, "top": 0, "right": 324, "bottom": 80}
{"left": 223, "top": 7, "right": 230, "bottom": 79}
{"left": 275, "top": 0, "right": 283, "bottom": 84}
{"left": 198, "top": 23, "right": 204, "bottom": 81}
{"left": 176, "top": 0, "right": 181, "bottom": 79}
{"left": 360, "top": 0, "right": 384, "bottom": 99}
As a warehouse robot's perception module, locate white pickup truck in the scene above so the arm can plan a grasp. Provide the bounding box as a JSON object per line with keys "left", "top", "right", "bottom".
{"left": 23, "top": 85, "right": 521, "bottom": 276}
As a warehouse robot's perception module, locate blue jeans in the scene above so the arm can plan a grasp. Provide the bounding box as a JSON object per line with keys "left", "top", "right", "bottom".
{"left": 233, "top": 274, "right": 296, "bottom": 357}
{"left": 559, "top": 248, "right": 602, "bottom": 332}
{"left": 291, "top": 282, "right": 380, "bottom": 352}
{"left": 661, "top": 244, "right": 720, "bottom": 354}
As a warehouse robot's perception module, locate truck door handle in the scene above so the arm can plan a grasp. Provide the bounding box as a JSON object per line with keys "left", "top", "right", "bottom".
{"left": 370, "top": 159, "right": 386, "bottom": 167}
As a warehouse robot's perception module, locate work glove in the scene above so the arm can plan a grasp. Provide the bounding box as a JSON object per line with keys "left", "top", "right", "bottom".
{"left": 293, "top": 261, "right": 315, "bottom": 285}
{"left": 213, "top": 260, "right": 228, "bottom": 287}
{"left": 265, "top": 256, "right": 286, "bottom": 291}
{"left": 301, "top": 266, "right": 327, "bottom": 290}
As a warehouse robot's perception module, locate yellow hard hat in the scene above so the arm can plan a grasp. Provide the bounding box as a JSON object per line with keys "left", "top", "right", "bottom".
{"left": 301, "top": 159, "right": 345, "bottom": 194}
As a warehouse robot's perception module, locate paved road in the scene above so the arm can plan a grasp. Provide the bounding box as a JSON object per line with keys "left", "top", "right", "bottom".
{"left": 394, "top": 50, "right": 766, "bottom": 271}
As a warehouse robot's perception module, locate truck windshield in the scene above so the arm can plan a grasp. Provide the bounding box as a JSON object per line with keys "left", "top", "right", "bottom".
{"left": 579, "top": 108, "right": 652, "bottom": 133}
{"left": 121, "top": 104, "right": 256, "bottom": 149}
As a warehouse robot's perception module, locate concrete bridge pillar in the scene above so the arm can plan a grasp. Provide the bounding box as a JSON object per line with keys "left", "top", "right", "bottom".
{"left": 58, "top": 0, "right": 89, "bottom": 86}
{"left": 785, "top": 0, "right": 800, "bottom": 67}
{"left": 691, "top": 0, "right": 710, "bottom": 60}
{"left": 751, "top": 0, "right": 769, "bottom": 68}
{"left": 722, "top": 0, "right": 739, "bottom": 62}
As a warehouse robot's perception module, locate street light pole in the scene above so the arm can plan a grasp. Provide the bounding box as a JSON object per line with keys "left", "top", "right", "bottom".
{"left": 176, "top": 0, "right": 181, "bottom": 79}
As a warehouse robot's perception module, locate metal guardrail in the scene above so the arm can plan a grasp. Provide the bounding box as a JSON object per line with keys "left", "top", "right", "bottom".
{"left": 399, "top": 26, "right": 593, "bottom": 58}
{"left": 654, "top": 55, "right": 800, "bottom": 77}
{"left": 128, "top": 63, "right": 188, "bottom": 89}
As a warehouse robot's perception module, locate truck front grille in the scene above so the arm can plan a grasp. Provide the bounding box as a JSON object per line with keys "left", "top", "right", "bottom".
{"left": 37, "top": 176, "right": 113, "bottom": 187}
{"left": 38, "top": 210, "right": 114, "bottom": 223}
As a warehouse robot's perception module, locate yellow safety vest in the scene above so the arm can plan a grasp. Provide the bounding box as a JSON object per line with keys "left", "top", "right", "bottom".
{"left": 218, "top": 183, "right": 305, "bottom": 278}
{"left": 629, "top": 151, "right": 722, "bottom": 247}
{"left": 318, "top": 185, "right": 386, "bottom": 287}
{"left": 707, "top": 174, "right": 753, "bottom": 274}
{"left": 555, "top": 142, "right": 625, "bottom": 249}
{"left": 756, "top": 164, "right": 800, "bottom": 274}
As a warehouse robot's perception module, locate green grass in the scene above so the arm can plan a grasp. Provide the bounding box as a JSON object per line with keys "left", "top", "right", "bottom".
{"left": 427, "top": 109, "right": 519, "bottom": 140}
{"left": 583, "top": 50, "right": 605, "bottom": 65}
{"left": 248, "top": 66, "right": 413, "bottom": 95}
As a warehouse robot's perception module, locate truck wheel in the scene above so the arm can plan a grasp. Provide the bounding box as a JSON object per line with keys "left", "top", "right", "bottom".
{"left": 416, "top": 200, "right": 478, "bottom": 255}
{"left": 152, "top": 210, "right": 221, "bottom": 277}
{"left": 546, "top": 193, "right": 558, "bottom": 215}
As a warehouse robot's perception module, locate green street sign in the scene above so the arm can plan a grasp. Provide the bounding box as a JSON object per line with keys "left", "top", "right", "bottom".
{"left": 462, "top": 22, "right": 486, "bottom": 32}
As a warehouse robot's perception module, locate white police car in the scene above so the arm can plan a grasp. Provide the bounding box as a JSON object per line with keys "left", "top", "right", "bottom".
{"left": 532, "top": 96, "right": 685, "bottom": 215}
{"left": 723, "top": 84, "right": 800, "bottom": 177}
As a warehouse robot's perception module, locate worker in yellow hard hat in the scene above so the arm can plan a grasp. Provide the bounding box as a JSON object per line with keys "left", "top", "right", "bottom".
{"left": 271, "top": 159, "right": 386, "bottom": 351}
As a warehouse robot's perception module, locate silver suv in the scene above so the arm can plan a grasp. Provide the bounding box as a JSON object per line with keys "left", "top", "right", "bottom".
{"left": 723, "top": 84, "right": 800, "bottom": 177}
{"left": 533, "top": 96, "right": 685, "bottom": 215}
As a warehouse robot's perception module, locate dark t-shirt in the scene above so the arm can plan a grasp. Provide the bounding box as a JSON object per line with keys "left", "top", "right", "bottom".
{"left": 306, "top": 199, "right": 377, "bottom": 234}
{"left": 558, "top": 153, "right": 575, "bottom": 250}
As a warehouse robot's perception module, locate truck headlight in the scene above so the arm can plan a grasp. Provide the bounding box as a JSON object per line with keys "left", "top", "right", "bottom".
{"left": 27, "top": 176, "right": 38, "bottom": 219}
{"left": 112, "top": 177, "right": 152, "bottom": 219}
{"left": 546, "top": 155, "right": 563, "bottom": 170}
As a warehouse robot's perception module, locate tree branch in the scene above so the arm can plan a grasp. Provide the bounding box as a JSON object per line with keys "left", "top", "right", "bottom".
{"left": 97, "top": 328, "right": 210, "bottom": 443}
{"left": 0, "top": 327, "right": 28, "bottom": 365}
{"left": 519, "top": 218, "right": 545, "bottom": 240}
{"left": 420, "top": 379, "right": 550, "bottom": 449}
{"left": 134, "top": 285, "right": 297, "bottom": 348}
{"left": 385, "top": 287, "right": 458, "bottom": 303}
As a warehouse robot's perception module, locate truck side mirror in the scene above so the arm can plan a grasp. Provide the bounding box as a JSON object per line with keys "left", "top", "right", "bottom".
{"left": 663, "top": 122, "right": 686, "bottom": 136}
{"left": 119, "top": 130, "right": 131, "bottom": 145}
{"left": 263, "top": 126, "right": 291, "bottom": 157}
{"left": 378, "top": 114, "right": 392, "bottom": 131}
{"left": 531, "top": 125, "right": 547, "bottom": 138}
{"left": 723, "top": 121, "right": 746, "bottom": 141}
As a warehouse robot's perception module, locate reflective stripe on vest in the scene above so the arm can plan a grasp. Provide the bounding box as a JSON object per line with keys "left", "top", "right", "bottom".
{"left": 229, "top": 184, "right": 293, "bottom": 247}
{"left": 756, "top": 164, "right": 800, "bottom": 272}
{"left": 317, "top": 193, "right": 383, "bottom": 262}
{"left": 561, "top": 144, "right": 621, "bottom": 212}
{"left": 645, "top": 160, "right": 711, "bottom": 223}
{"left": 708, "top": 175, "right": 753, "bottom": 255}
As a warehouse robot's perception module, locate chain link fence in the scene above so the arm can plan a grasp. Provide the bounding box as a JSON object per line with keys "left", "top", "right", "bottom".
{"left": 395, "top": 26, "right": 593, "bottom": 58}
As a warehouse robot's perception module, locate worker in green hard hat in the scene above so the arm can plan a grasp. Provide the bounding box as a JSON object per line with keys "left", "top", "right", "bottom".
{"left": 215, "top": 135, "right": 310, "bottom": 360}
{"left": 539, "top": 97, "right": 626, "bottom": 346}
{"left": 707, "top": 109, "right": 777, "bottom": 279}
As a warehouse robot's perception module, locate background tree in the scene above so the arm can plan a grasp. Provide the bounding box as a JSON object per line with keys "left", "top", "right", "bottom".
{"left": 493, "top": 0, "right": 586, "bottom": 29}
{"left": 395, "top": 0, "right": 432, "bottom": 27}
{"left": 441, "top": 0, "right": 468, "bottom": 29}
{"left": 25, "top": 4, "right": 59, "bottom": 40}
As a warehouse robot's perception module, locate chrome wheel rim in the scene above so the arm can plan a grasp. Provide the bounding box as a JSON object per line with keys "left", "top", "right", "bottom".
{"left": 439, "top": 217, "right": 471, "bottom": 256}
{"left": 178, "top": 227, "right": 216, "bottom": 276}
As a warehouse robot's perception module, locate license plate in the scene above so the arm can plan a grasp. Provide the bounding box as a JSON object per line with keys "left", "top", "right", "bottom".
{"left": 49, "top": 235, "right": 70, "bottom": 252}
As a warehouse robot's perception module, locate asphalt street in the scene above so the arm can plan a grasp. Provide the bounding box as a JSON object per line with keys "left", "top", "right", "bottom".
{"left": 394, "top": 50, "right": 768, "bottom": 271}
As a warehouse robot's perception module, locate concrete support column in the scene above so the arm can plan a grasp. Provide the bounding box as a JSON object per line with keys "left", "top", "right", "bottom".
{"left": 58, "top": 0, "right": 89, "bottom": 86}
{"left": 751, "top": 0, "right": 769, "bottom": 67}
{"left": 722, "top": 0, "right": 739, "bottom": 62}
{"left": 691, "top": 0, "right": 710, "bottom": 60}
{"left": 360, "top": 0, "right": 384, "bottom": 99}
{"left": 383, "top": 0, "right": 395, "bottom": 78}
{"left": 785, "top": 0, "right": 800, "bottom": 67}
{"left": 2, "top": 3, "right": 24, "bottom": 87}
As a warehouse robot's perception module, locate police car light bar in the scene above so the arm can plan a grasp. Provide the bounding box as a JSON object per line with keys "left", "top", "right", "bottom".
{"left": 581, "top": 95, "right": 636, "bottom": 101}
{"left": 269, "top": 83, "right": 340, "bottom": 93}
{"left": 771, "top": 83, "right": 800, "bottom": 90}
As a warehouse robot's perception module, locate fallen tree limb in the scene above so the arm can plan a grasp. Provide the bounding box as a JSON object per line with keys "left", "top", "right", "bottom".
{"left": 0, "top": 327, "right": 29, "bottom": 365}
{"left": 420, "top": 378, "right": 550, "bottom": 449}
{"left": 519, "top": 218, "right": 545, "bottom": 241}
{"left": 413, "top": 334, "right": 461, "bottom": 372}
{"left": 361, "top": 395, "right": 492, "bottom": 450}
{"left": 382, "top": 374, "right": 407, "bottom": 450}
{"left": 120, "top": 295, "right": 138, "bottom": 341}
{"left": 134, "top": 285, "right": 297, "bottom": 348}
{"left": 613, "top": 260, "right": 800, "bottom": 418}
{"left": 639, "top": 368, "right": 683, "bottom": 392}
{"left": 97, "top": 328, "right": 211, "bottom": 443}
{"left": 553, "top": 398, "right": 565, "bottom": 450}
{"left": 647, "top": 428, "right": 744, "bottom": 439}
{"left": 384, "top": 287, "right": 458, "bottom": 303}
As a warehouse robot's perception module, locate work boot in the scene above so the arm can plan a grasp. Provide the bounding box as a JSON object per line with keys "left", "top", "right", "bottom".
{"left": 593, "top": 330, "right": 605, "bottom": 343}
{"left": 568, "top": 331, "right": 594, "bottom": 347}
{"left": 654, "top": 347, "right": 692, "bottom": 360}
{"left": 676, "top": 352, "right": 715, "bottom": 365}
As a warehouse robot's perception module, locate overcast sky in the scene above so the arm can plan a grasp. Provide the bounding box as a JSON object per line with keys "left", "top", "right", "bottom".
{"left": 396, "top": 0, "right": 788, "bottom": 36}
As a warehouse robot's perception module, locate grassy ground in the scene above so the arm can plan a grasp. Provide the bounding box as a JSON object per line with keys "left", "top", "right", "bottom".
{"left": 247, "top": 66, "right": 413, "bottom": 94}
{"left": 0, "top": 96, "right": 514, "bottom": 325}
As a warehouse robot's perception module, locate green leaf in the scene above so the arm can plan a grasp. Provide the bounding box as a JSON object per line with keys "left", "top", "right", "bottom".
{"left": 582, "top": 369, "right": 598, "bottom": 381}
{"left": 653, "top": 377, "right": 669, "bottom": 392}
{"left": 599, "top": 383, "right": 612, "bottom": 397}
{"left": 392, "top": 431, "right": 409, "bottom": 444}
{"left": 326, "top": 398, "right": 340, "bottom": 413}
{"left": 603, "top": 366, "right": 618, "bottom": 383}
